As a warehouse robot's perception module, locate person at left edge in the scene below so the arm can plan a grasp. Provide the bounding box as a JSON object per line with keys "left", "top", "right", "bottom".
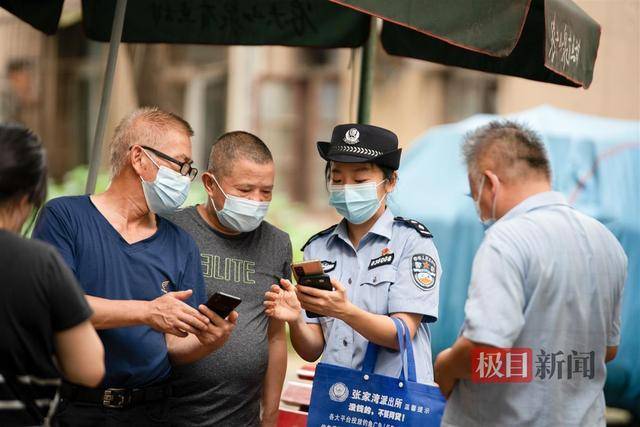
{"left": 32, "top": 107, "right": 238, "bottom": 427}
{"left": 0, "top": 124, "right": 104, "bottom": 427}
{"left": 265, "top": 123, "right": 441, "bottom": 385}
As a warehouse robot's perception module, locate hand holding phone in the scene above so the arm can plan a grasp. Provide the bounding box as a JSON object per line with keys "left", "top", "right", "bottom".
{"left": 205, "top": 292, "right": 242, "bottom": 319}
{"left": 291, "top": 260, "right": 333, "bottom": 318}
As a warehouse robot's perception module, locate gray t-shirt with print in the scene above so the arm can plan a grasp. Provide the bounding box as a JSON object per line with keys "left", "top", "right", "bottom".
{"left": 164, "top": 206, "right": 292, "bottom": 427}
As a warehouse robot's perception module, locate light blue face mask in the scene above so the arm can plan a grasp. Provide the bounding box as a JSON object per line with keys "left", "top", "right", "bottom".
{"left": 474, "top": 175, "right": 498, "bottom": 230}
{"left": 141, "top": 150, "right": 190, "bottom": 214}
{"left": 210, "top": 174, "right": 270, "bottom": 233}
{"left": 329, "top": 180, "right": 387, "bottom": 225}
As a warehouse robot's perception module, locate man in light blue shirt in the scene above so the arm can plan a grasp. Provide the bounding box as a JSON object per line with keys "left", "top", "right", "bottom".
{"left": 435, "top": 121, "right": 627, "bottom": 427}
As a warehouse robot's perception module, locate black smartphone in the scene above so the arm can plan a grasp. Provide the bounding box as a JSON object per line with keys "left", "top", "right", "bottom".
{"left": 205, "top": 292, "right": 242, "bottom": 319}
{"left": 298, "top": 274, "right": 332, "bottom": 291}
{"left": 299, "top": 274, "right": 333, "bottom": 318}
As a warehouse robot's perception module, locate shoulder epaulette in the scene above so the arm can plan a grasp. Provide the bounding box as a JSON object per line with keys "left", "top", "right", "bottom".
{"left": 394, "top": 216, "right": 433, "bottom": 238}
{"left": 300, "top": 224, "right": 338, "bottom": 251}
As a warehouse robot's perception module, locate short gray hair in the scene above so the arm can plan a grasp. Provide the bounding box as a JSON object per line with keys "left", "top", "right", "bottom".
{"left": 109, "top": 107, "right": 193, "bottom": 177}
{"left": 462, "top": 120, "right": 551, "bottom": 183}
{"left": 208, "top": 131, "right": 273, "bottom": 177}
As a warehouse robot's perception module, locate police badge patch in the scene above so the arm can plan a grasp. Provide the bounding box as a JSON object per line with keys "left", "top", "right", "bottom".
{"left": 321, "top": 260, "right": 337, "bottom": 273}
{"left": 411, "top": 254, "right": 437, "bottom": 291}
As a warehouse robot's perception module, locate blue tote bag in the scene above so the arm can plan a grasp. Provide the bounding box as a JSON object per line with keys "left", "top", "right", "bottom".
{"left": 307, "top": 318, "right": 445, "bottom": 427}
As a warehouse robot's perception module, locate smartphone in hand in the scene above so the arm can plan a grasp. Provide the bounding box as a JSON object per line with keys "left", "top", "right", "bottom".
{"left": 291, "top": 260, "right": 333, "bottom": 318}
{"left": 298, "top": 274, "right": 333, "bottom": 291}
{"left": 205, "top": 292, "right": 242, "bottom": 319}
{"left": 291, "top": 259, "right": 325, "bottom": 282}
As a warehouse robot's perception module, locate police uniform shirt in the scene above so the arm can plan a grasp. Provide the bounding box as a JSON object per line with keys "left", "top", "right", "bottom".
{"left": 302, "top": 208, "right": 441, "bottom": 384}
{"left": 442, "top": 192, "right": 627, "bottom": 427}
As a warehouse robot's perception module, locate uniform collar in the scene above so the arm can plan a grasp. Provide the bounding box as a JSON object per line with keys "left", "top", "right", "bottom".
{"left": 327, "top": 208, "right": 394, "bottom": 248}
{"left": 499, "top": 191, "right": 569, "bottom": 223}
{"left": 367, "top": 208, "right": 394, "bottom": 241}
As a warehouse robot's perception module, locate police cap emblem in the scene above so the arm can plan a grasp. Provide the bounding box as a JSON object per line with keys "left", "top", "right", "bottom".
{"left": 343, "top": 128, "right": 360, "bottom": 145}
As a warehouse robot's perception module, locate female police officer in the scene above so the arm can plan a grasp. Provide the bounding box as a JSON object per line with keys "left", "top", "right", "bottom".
{"left": 264, "top": 124, "right": 441, "bottom": 384}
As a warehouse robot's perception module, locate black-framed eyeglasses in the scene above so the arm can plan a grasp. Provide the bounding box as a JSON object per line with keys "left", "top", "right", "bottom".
{"left": 133, "top": 145, "right": 198, "bottom": 181}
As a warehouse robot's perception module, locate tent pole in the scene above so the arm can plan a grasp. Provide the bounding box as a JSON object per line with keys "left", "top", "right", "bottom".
{"left": 357, "top": 17, "right": 377, "bottom": 124}
{"left": 85, "top": 0, "right": 128, "bottom": 194}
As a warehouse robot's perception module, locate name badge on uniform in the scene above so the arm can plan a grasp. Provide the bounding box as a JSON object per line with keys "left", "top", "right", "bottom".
{"left": 411, "top": 254, "right": 437, "bottom": 291}
{"left": 368, "top": 253, "right": 394, "bottom": 270}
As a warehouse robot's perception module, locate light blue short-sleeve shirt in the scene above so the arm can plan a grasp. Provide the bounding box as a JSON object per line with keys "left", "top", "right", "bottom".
{"left": 302, "top": 208, "right": 441, "bottom": 384}
{"left": 443, "top": 192, "right": 627, "bottom": 427}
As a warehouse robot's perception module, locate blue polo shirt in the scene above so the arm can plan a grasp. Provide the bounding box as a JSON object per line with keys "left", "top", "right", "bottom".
{"left": 32, "top": 196, "right": 206, "bottom": 388}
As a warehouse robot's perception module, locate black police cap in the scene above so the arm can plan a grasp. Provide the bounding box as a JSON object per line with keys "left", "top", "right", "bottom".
{"left": 317, "top": 124, "right": 402, "bottom": 170}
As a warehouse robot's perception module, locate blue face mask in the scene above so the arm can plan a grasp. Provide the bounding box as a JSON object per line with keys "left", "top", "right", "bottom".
{"left": 474, "top": 175, "right": 498, "bottom": 230}
{"left": 210, "top": 174, "right": 270, "bottom": 233}
{"left": 141, "top": 150, "right": 190, "bottom": 214}
{"left": 329, "top": 180, "right": 387, "bottom": 225}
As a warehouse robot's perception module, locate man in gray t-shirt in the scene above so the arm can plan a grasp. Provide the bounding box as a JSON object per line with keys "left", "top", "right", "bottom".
{"left": 165, "top": 131, "right": 291, "bottom": 427}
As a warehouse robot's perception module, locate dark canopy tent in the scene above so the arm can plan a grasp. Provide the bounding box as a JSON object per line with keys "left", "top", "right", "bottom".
{"left": 0, "top": 0, "right": 601, "bottom": 193}
{"left": 336, "top": 0, "right": 599, "bottom": 87}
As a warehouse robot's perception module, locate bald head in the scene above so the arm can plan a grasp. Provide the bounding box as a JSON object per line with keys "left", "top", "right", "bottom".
{"left": 462, "top": 120, "right": 551, "bottom": 184}
{"left": 110, "top": 107, "right": 193, "bottom": 177}
{"left": 208, "top": 131, "right": 273, "bottom": 177}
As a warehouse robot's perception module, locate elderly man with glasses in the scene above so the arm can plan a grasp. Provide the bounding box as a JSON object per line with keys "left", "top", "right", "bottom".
{"left": 33, "top": 107, "right": 238, "bottom": 426}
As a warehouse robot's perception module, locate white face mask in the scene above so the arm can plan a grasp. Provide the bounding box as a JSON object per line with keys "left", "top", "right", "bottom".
{"left": 209, "top": 174, "right": 270, "bottom": 233}
{"left": 140, "top": 150, "right": 190, "bottom": 214}
{"left": 329, "top": 180, "right": 387, "bottom": 225}
{"left": 474, "top": 175, "right": 498, "bottom": 230}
